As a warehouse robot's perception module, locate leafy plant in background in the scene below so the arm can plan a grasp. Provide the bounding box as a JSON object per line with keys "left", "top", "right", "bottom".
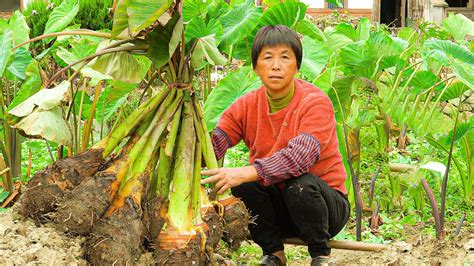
{"left": 24, "top": 0, "right": 113, "bottom": 37}
{"left": 0, "top": 10, "right": 33, "bottom": 196}
{"left": 71, "top": 0, "right": 114, "bottom": 30}
{"left": 325, "top": 0, "right": 343, "bottom": 8}
{"left": 0, "top": 0, "right": 117, "bottom": 207}
{"left": 426, "top": 103, "right": 473, "bottom": 202}
{"left": 422, "top": 115, "right": 473, "bottom": 237}
{"left": 23, "top": 0, "right": 62, "bottom": 39}
{"left": 23, "top": 0, "right": 113, "bottom": 54}
{"left": 5, "top": 0, "right": 150, "bottom": 157}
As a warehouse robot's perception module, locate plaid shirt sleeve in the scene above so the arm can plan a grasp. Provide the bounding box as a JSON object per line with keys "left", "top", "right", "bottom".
{"left": 253, "top": 133, "right": 320, "bottom": 186}
{"left": 211, "top": 127, "right": 233, "bottom": 161}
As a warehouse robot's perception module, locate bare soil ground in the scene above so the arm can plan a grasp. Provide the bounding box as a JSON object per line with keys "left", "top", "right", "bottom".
{"left": 327, "top": 237, "right": 474, "bottom": 265}
{"left": 1, "top": 209, "right": 473, "bottom": 265}
{"left": 228, "top": 237, "right": 474, "bottom": 265}
{"left": 0, "top": 211, "right": 86, "bottom": 265}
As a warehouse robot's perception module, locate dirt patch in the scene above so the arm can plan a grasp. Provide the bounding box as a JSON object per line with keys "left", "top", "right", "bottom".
{"left": 218, "top": 233, "right": 474, "bottom": 265}
{"left": 0, "top": 210, "right": 86, "bottom": 265}
{"left": 327, "top": 237, "right": 474, "bottom": 265}
{"left": 1, "top": 208, "right": 473, "bottom": 265}
{"left": 0, "top": 209, "right": 155, "bottom": 265}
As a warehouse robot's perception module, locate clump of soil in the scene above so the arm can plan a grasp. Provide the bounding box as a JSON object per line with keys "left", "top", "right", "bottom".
{"left": 16, "top": 149, "right": 104, "bottom": 219}
{"left": 203, "top": 205, "right": 224, "bottom": 249}
{"left": 84, "top": 199, "right": 144, "bottom": 265}
{"left": 53, "top": 172, "right": 115, "bottom": 235}
{"left": 220, "top": 197, "right": 250, "bottom": 250}
{"left": 15, "top": 183, "right": 62, "bottom": 221}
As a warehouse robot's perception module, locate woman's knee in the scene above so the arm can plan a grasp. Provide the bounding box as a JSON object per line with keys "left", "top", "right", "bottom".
{"left": 283, "top": 174, "right": 324, "bottom": 205}
{"left": 284, "top": 174, "right": 321, "bottom": 196}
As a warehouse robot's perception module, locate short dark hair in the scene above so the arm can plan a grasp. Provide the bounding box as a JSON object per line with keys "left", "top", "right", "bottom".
{"left": 251, "top": 25, "right": 302, "bottom": 69}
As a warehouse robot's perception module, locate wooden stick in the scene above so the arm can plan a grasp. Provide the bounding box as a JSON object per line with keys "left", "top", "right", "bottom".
{"left": 283, "top": 238, "right": 386, "bottom": 252}
{"left": 1, "top": 190, "right": 19, "bottom": 208}
{"left": 26, "top": 149, "right": 32, "bottom": 179}
{"left": 389, "top": 163, "right": 416, "bottom": 173}
{"left": 0, "top": 167, "right": 10, "bottom": 176}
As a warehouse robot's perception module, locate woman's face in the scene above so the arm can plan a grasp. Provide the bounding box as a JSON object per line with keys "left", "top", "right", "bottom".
{"left": 254, "top": 44, "right": 299, "bottom": 98}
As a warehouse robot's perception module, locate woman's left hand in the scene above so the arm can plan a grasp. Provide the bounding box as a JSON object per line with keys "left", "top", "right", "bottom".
{"left": 201, "top": 166, "right": 258, "bottom": 194}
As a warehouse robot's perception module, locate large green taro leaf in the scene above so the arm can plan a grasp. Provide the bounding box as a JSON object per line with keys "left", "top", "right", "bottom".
{"left": 7, "top": 47, "right": 32, "bottom": 80}
{"left": 147, "top": 15, "right": 182, "bottom": 68}
{"left": 424, "top": 39, "right": 474, "bottom": 90}
{"left": 300, "top": 38, "right": 330, "bottom": 82}
{"left": 296, "top": 19, "right": 326, "bottom": 42}
{"left": 440, "top": 81, "right": 471, "bottom": 101}
{"left": 185, "top": 17, "right": 223, "bottom": 44}
{"left": 258, "top": 1, "right": 306, "bottom": 29}
{"left": 183, "top": 0, "right": 210, "bottom": 22}
{"left": 218, "top": 0, "right": 262, "bottom": 50}
{"left": 442, "top": 13, "right": 474, "bottom": 42}
{"left": 8, "top": 81, "right": 69, "bottom": 118}
{"left": 112, "top": 0, "right": 130, "bottom": 38}
{"left": 127, "top": 0, "right": 174, "bottom": 37}
{"left": 204, "top": 66, "right": 261, "bottom": 129}
{"left": 0, "top": 30, "right": 12, "bottom": 76}
{"left": 91, "top": 49, "right": 143, "bottom": 83}
{"left": 191, "top": 35, "right": 227, "bottom": 69}
{"left": 43, "top": 0, "right": 79, "bottom": 43}
{"left": 7, "top": 60, "right": 42, "bottom": 111}
{"left": 13, "top": 106, "right": 73, "bottom": 146}
{"left": 9, "top": 11, "right": 30, "bottom": 49}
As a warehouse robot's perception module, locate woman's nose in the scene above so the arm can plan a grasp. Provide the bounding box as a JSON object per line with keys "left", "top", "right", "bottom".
{"left": 271, "top": 61, "right": 281, "bottom": 71}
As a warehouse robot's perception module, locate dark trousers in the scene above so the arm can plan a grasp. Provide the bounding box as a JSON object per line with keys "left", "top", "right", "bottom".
{"left": 232, "top": 173, "right": 350, "bottom": 258}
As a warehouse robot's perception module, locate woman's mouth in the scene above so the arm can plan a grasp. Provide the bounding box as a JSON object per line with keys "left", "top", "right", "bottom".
{"left": 269, "top": 76, "right": 283, "bottom": 80}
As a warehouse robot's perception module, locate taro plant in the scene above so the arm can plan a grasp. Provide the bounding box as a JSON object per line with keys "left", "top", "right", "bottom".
{"left": 0, "top": 10, "right": 33, "bottom": 197}
{"left": 425, "top": 115, "right": 473, "bottom": 201}
{"left": 10, "top": 0, "right": 258, "bottom": 263}
{"left": 303, "top": 14, "right": 474, "bottom": 240}
{"left": 418, "top": 30, "right": 474, "bottom": 208}
{"left": 419, "top": 160, "right": 453, "bottom": 239}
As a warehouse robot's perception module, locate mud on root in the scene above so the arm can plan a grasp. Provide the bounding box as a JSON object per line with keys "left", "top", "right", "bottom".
{"left": 16, "top": 149, "right": 104, "bottom": 220}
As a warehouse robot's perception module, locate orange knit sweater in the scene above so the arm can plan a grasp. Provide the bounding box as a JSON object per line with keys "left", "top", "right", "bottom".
{"left": 216, "top": 78, "right": 347, "bottom": 194}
